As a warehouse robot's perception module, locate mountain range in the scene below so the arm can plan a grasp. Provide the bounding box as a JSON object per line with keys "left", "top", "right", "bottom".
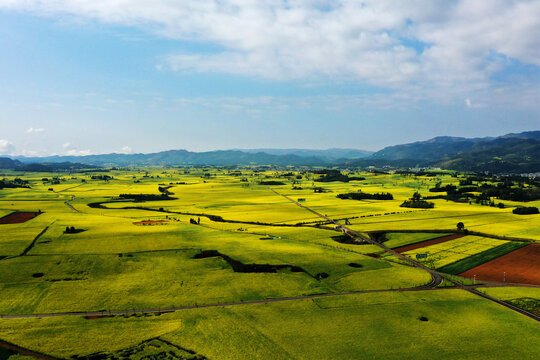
{"left": 1, "top": 130, "right": 539, "bottom": 173}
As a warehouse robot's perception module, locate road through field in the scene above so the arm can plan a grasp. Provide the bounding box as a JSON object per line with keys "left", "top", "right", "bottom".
{"left": 64, "top": 195, "right": 79, "bottom": 213}
{"left": 269, "top": 188, "right": 540, "bottom": 323}
{"left": 0, "top": 286, "right": 449, "bottom": 319}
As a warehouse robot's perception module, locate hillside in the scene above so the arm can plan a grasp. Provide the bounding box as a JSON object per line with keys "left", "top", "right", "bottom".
{"left": 370, "top": 136, "right": 491, "bottom": 161}
{"left": 237, "top": 148, "right": 373, "bottom": 160}
{"left": 368, "top": 131, "right": 540, "bottom": 173}
{"left": 0, "top": 158, "right": 99, "bottom": 172}
{"left": 440, "top": 137, "right": 540, "bottom": 173}
{"left": 5, "top": 131, "right": 540, "bottom": 173}
{"left": 15, "top": 150, "right": 332, "bottom": 167}
{"left": 0, "top": 157, "right": 22, "bottom": 169}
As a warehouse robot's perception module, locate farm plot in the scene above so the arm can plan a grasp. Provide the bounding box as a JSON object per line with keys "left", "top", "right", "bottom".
{"left": 437, "top": 242, "right": 529, "bottom": 275}
{"left": 0, "top": 212, "right": 41, "bottom": 225}
{"left": 382, "top": 232, "right": 452, "bottom": 249}
{"left": 398, "top": 236, "right": 509, "bottom": 269}
{"left": 460, "top": 244, "right": 540, "bottom": 285}
{"left": 1, "top": 290, "right": 539, "bottom": 360}
{"left": 392, "top": 233, "right": 463, "bottom": 253}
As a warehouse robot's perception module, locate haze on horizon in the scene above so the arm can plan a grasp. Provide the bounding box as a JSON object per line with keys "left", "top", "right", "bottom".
{"left": 0, "top": 0, "right": 539, "bottom": 157}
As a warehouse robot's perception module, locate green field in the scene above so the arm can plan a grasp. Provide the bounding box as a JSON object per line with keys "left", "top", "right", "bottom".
{"left": 438, "top": 242, "right": 529, "bottom": 274}
{"left": 0, "top": 290, "right": 539, "bottom": 360}
{"left": 393, "top": 236, "right": 511, "bottom": 269}
{"left": 0, "top": 168, "right": 539, "bottom": 359}
{"left": 382, "top": 232, "right": 451, "bottom": 249}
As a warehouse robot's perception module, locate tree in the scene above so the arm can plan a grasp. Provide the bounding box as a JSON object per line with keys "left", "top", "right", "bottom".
{"left": 456, "top": 222, "right": 465, "bottom": 231}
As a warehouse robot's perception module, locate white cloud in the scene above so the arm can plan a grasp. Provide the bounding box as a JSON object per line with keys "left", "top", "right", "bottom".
{"left": 62, "top": 141, "right": 92, "bottom": 156}
{"left": 465, "top": 97, "right": 485, "bottom": 109}
{"left": 1, "top": 1, "right": 540, "bottom": 105}
{"left": 26, "top": 127, "right": 45, "bottom": 133}
{"left": 66, "top": 149, "right": 93, "bottom": 156}
{"left": 120, "top": 146, "right": 133, "bottom": 154}
{"left": 0, "top": 139, "right": 15, "bottom": 155}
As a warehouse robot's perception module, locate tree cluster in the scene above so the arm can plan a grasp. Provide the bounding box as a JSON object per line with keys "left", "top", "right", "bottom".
{"left": 0, "top": 178, "right": 30, "bottom": 189}
{"left": 512, "top": 207, "right": 539, "bottom": 215}
{"left": 337, "top": 191, "right": 393, "bottom": 201}
{"left": 400, "top": 192, "right": 435, "bottom": 209}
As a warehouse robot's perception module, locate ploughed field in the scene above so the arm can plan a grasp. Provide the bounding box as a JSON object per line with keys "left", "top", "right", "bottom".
{"left": 0, "top": 168, "right": 539, "bottom": 359}
{"left": 0, "top": 211, "right": 41, "bottom": 224}
{"left": 461, "top": 244, "right": 540, "bottom": 285}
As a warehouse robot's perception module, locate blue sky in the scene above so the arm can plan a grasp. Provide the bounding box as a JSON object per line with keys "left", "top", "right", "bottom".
{"left": 0, "top": 1, "right": 539, "bottom": 156}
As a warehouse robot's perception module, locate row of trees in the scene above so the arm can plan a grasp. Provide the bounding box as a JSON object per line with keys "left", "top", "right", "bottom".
{"left": 337, "top": 191, "right": 393, "bottom": 201}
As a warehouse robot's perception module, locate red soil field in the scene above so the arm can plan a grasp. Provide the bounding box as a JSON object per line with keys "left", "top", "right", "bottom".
{"left": 460, "top": 244, "right": 540, "bottom": 285}
{"left": 85, "top": 315, "right": 103, "bottom": 319}
{"left": 392, "top": 233, "right": 464, "bottom": 253}
{"left": 0, "top": 211, "right": 41, "bottom": 225}
{"left": 133, "top": 220, "right": 170, "bottom": 225}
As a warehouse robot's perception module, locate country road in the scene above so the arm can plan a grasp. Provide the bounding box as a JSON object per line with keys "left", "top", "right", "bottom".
{"left": 269, "top": 188, "right": 540, "bottom": 323}
{"left": 64, "top": 195, "right": 79, "bottom": 213}
{"left": 0, "top": 285, "right": 483, "bottom": 320}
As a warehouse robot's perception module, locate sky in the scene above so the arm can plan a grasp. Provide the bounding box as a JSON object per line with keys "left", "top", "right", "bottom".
{"left": 0, "top": 0, "right": 539, "bottom": 156}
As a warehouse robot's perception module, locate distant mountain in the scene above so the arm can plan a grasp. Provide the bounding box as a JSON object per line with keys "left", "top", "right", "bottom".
{"left": 0, "top": 157, "right": 22, "bottom": 169}
{"left": 0, "top": 157, "right": 99, "bottom": 172}
{"left": 364, "top": 131, "right": 540, "bottom": 173}
{"left": 440, "top": 137, "right": 540, "bottom": 173}
{"left": 15, "top": 150, "right": 331, "bottom": 167}
{"left": 370, "top": 136, "right": 492, "bottom": 161}
{"left": 6, "top": 131, "right": 540, "bottom": 173}
{"left": 236, "top": 148, "right": 373, "bottom": 161}
{"left": 496, "top": 131, "right": 540, "bottom": 140}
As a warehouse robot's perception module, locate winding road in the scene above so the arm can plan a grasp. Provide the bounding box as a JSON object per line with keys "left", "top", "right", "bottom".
{"left": 269, "top": 188, "right": 540, "bottom": 322}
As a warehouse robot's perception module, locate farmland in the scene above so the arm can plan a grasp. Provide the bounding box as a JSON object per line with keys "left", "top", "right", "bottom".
{"left": 0, "top": 168, "right": 539, "bottom": 359}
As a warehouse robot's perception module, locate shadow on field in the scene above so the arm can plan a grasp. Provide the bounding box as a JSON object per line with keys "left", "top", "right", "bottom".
{"left": 193, "top": 250, "right": 323, "bottom": 278}
{"left": 71, "top": 338, "right": 207, "bottom": 360}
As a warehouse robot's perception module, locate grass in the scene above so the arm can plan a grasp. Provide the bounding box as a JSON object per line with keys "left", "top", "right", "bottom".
{"left": 481, "top": 286, "right": 540, "bottom": 300}
{"left": 506, "top": 298, "right": 540, "bottom": 315}
{"left": 0, "top": 220, "right": 430, "bottom": 315}
{"left": 396, "top": 236, "right": 509, "bottom": 269}
{"left": 383, "top": 232, "right": 451, "bottom": 249}
{"left": 437, "top": 241, "right": 529, "bottom": 274}
{"left": 0, "top": 290, "right": 539, "bottom": 359}
{"left": 1, "top": 168, "right": 540, "bottom": 359}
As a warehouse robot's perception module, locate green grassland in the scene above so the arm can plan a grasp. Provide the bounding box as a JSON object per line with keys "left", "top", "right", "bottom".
{"left": 399, "top": 236, "right": 509, "bottom": 269}
{"left": 382, "top": 232, "right": 451, "bottom": 249}
{"left": 0, "top": 290, "right": 539, "bottom": 360}
{"left": 0, "top": 168, "right": 539, "bottom": 359}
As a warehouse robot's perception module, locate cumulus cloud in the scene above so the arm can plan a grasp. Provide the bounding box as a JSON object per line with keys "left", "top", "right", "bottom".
{"left": 0, "top": 139, "right": 15, "bottom": 155}
{"left": 26, "top": 127, "right": 45, "bottom": 133}
{"left": 119, "top": 146, "right": 133, "bottom": 154}
{"left": 1, "top": 0, "right": 540, "bottom": 104}
{"left": 62, "top": 142, "right": 92, "bottom": 156}
{"left": 66, "top": 149, "right": 93, "bottom": 156}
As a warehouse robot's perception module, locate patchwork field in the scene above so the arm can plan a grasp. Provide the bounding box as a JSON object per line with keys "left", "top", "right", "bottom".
{"left": 0, "top": 168, "right": 539, "bottom": 359}
{"left": 461, "top": 244, "right": 540, "bottom": 285}
{"left": 0, "top": 211, "right": 42, "bottom": 225}
{"left": 392, "top": 233, "right": 464, "bottom": 253}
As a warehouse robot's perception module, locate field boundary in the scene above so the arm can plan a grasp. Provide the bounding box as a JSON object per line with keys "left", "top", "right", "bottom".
{"left": 0, "top": 339, "right": 59, "bottom": 360}
{"left": 0, "top": 286, "right": 469, "bottom": 320}
{"left": 392, "top": 234, "right": 465, "bottom": 253}
{"left": 437, "top": 242, "right": 529, "bottom": 275}
{"left": 270, "top": 188, "right": 540, "bottom": 322}
{"left": 368, "top": 229, "right": 537, "bottom": 243}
